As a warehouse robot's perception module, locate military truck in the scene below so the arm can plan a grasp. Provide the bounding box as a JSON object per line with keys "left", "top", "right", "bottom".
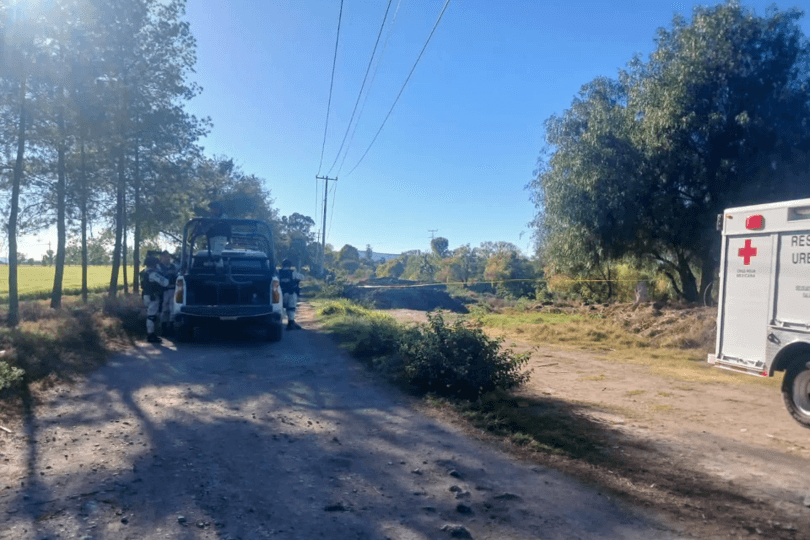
{"left": 171, "top": 218, "right": 284, "bottom": 342}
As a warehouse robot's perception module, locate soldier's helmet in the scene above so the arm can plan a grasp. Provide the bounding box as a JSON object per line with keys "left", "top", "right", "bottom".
{"left": 281, "top": 259, "right": 292, "bottom": 268}
{"left": 144, "top": 256, "right": 159, "bottom": 268}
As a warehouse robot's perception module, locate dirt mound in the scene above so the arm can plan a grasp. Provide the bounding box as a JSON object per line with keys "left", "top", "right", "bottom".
{"left": 597, "top": 302, "right": 717, "bottom": 350}
{"left": 347, "top": 280, "right": 468, "bottom": 313}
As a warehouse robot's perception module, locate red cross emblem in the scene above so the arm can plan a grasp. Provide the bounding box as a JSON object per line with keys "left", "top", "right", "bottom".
{"left": 738, "top": 239, "right": 757, "bottom": 265}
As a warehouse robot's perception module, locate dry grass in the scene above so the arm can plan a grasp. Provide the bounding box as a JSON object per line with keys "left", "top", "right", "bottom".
{"left": 478, "top": 302, "right": 781, "bottom": 388}
{"left": 0, "top": 294, "right": 142, "bottom": 398}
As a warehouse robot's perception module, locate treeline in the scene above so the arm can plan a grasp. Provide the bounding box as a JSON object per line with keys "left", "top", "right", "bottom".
{"left": 326, "top": 238, "right": 543, "bottom": 299}
{"left": 529, "top": 1, "right": 810, "bottom": 303}
{"left": 0, "top": 0, "right": 316, "bottom": 325}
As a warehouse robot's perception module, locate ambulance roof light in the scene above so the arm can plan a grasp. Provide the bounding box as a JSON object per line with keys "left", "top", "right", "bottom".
{"left": 745, "top": 214, "right": 764, "bottom": 230}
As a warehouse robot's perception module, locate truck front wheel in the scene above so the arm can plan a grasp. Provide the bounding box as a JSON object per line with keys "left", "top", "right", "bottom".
{"left": 266, "top": 322, "right": 283, "bottom": 342}
{"left": 174, "top": 322, "right": 194, "bottom": 342}
{"left": 782, "top": 359, "right": 810, "bottom": 428}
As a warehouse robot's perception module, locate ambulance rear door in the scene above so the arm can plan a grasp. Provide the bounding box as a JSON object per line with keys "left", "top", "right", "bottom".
{"left": 717, "top": 229, "right": 775, "bottom": 371}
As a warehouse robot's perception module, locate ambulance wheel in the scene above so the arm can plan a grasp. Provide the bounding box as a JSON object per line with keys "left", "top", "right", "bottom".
{"left": 782, "top": 361, "right": 810, "bottom": 428}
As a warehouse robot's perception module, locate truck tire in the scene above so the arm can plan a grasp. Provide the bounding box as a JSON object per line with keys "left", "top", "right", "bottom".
{"left": 174, "top": 322, "right": 194, "bottom": 343}
{"left": 266, "top": 322, "right": 283, "bottom": 342}
{"left": 781, "top": 359, "right": 810, "bottom": 428}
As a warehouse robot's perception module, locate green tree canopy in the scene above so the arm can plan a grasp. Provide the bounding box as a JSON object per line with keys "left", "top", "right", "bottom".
{"left": 530, "top": 1, "right": 810, "bottom": 302}
{"left": 430, "top": 237, "right": 449, "bottom": 258}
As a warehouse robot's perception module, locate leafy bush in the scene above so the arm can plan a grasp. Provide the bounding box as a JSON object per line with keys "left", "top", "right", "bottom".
{"left": 398, "top": 312, "right": 531, "bottom": 399}
{"left": 316, "top": 298, "right": 371, "bottom": 317}
{"left": 317, "top": 301, "right": 532, "bottom": 398}
{"left": 314, "top": 277, "right": 348, "bottom": 299}
{"left": 0, "top": 359, "right": 24, "bottom": 390}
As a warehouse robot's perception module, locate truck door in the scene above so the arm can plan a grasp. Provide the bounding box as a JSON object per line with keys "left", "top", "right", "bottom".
{"left": 719, "top": 234, "right": 774, "bottom": 364}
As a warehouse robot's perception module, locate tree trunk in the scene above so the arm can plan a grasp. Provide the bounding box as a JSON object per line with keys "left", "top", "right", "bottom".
{"left": 51, "top": 106, "right": 67, "bottom": 309}
{"left": 8, "top": 77, "right": 26, "bottom": 327}
{"left": 676, "top": 254, "right": 700, "bottom": 303}
{"left": 122, "top": 208, "right": 128, "bottom": 295}
{"left": 80, "top": 140, "right": 88, "bottom": 303}
{"left": 108, "top": 148, "right": 125, "bottom": 297}
{"left": 699, "top": 251, "right": 716, "bottom": 306}
{"left": 133, "top": 139, "right": 140, "bottom": 294}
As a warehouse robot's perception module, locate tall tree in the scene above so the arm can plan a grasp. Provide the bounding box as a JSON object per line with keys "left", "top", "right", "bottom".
{"left": 531, "top": 1, "right": 810, "bottom": 302}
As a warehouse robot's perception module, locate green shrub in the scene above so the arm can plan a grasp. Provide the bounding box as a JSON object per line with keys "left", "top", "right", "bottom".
{"left": 317, "top": 300, "right": 532, "bottom": 399}
{"left": 0, "top": 359, "right": 24, "bottom": 390}
{"left": 317, "top": 298, "right": 372, "bottom": 318}
{"left": 398, "top": 312, "right": 531, "bottom": 399}
{"left": 352, "top": 316, "right": 401, "bottom": 358}
{"left": 314, "top": 278, "right": 348, "bottom": 299}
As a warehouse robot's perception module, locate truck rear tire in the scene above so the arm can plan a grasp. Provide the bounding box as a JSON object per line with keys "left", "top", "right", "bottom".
{"left": 781, "top": 360, "right": 810, "bottom": 428}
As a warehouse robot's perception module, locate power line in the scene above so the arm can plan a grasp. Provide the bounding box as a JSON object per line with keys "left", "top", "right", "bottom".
{"left": 317, "top": 0, "right": 345, "bottom": 176}
{"left": 338, "top": 0, "right": 405, "bottom": 175}
{"left": 346, "top": 0, "right": 452, "bottom": 177}
{"left": 327, "top": 0, "right": 395, "bottom": 175}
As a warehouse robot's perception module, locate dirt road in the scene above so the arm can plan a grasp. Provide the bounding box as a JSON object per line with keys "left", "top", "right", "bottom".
{"left": 386, "top": 308, "right": 810, "bottom": 539}
{"left": 0, "top": 304, "right": 686, "bottom": 540}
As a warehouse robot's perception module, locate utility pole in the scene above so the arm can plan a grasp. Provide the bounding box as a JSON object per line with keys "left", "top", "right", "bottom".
{"left": 428, "top": 229, "right": 438, "bottom": 241}
{"left": 316, "top": 175, "right": 337, "bottom": 277}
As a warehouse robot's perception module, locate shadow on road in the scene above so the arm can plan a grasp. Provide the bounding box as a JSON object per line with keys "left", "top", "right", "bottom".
{"left": 3, "top": 320, "right": 727, "bottom": 539}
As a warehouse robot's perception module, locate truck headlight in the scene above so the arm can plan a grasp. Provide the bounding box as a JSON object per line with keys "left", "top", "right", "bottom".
{"left": 272, "top": 279, "right": 280, "bottom": 303}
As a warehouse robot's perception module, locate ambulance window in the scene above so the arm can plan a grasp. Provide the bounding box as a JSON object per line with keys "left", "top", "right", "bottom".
{"left": 788, "top": 206, "right": 810, "bottom": 221}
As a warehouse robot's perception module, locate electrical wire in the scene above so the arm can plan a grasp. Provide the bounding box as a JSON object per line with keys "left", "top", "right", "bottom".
{"left": 326, "top": 0, "right": 395, "bottom": 175}
{"left": 338, "top": 0, "right": 405, "bottom": 175}
{"left": 317, "top": 0, "right": 345, "bottom": 176}
{"left": 345, "top": 0, "right": 452, "bottom": 177}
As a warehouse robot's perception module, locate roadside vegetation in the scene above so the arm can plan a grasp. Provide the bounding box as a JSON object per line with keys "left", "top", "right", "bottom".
{"left": 315, "top": 298, "right": 531, "bottom": 400}
{"left": 0, "top": 295, "right": 142, "bottom": 404}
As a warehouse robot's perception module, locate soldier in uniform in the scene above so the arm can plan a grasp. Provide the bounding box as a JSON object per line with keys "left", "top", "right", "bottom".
{"left": 278, "top": 259, "right": 304, "bottom": 330}
{"left": 140, "top": 255, "right": 170, "bottom": 343}
{"left": 157, "top": 250, "right": 178, "bottom": 336}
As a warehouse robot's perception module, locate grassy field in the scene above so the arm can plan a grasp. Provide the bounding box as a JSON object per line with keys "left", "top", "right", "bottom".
{"left": 474, "top": 309, "right": 780, "bottom": 388}
{"left": 0, "top": 265, "right": 135, "bottom": 301}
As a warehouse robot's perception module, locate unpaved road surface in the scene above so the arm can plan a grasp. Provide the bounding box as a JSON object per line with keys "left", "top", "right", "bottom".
{"left": 388, "top": 308, "right": 810, "bottom": 539}
{"left": 0, "top": 304, "right": 683, "bottom": 540}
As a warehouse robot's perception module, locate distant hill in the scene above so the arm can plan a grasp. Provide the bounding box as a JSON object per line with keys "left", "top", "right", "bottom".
{"left": 0, "top": 257, "right": 7, "bottom": 265}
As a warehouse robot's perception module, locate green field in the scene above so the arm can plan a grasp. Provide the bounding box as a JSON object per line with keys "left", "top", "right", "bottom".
{"left": 0, "top": 265, "right": 135, "bottom": 301}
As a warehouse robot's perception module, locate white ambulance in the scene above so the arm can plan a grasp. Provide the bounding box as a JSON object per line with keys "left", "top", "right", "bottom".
{"left": 709, "top": 198, "right": 810, "bottom": 428}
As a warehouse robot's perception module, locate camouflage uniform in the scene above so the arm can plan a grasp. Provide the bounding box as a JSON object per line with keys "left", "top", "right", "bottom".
{"left": 279, "top": 260, "right": 305, "bottom": 330}
{"left": 142, "top": 257, "right": 170, "bottom": 343}
{"left": 157, "top": 254, "right": 178, "bottom": 335}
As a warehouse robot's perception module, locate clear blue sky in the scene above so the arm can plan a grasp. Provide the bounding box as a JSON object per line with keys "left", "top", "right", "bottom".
{"left": 17, "top": 0, "right": 810, "bottom": 259}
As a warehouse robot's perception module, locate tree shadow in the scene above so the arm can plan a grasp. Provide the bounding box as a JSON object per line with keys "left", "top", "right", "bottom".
{"left": 2, "top": 328, "right": 739, "bottom": 540}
